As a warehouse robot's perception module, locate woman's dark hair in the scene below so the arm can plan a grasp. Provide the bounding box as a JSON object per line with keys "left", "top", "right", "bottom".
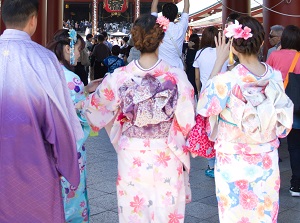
{"left": 2, "top": 0, "right": 39, "bottom": 28}
{"left": 189, "top": 34, "right": 200, "bottom": 50}
{"left": 46, "top": 29, "right": 85, "bottom": 71}
{"left": 162, "top": 3, "right": 178, "bottom": 22}
{"left": 226, "top": 13, "right": 240, "bottom": 24}
{"left": 232, "top": 16, "right": 265, "bottom": 55}
{"left": 131, "top": 14, "right": 165, "bottom": 53}
{"left": 200, "top": 26, "right": 219, "bottom": 49}
{"left": 281, "top": 25, "right": 300, "bottom": 51}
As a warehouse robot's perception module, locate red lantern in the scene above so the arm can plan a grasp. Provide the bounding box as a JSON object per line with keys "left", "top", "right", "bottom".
{"left": 104, "top": 0, "right": 128, "bottom": 13}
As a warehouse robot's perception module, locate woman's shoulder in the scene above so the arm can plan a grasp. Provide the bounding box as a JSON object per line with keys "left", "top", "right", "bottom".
{"left": 62, "top": 65, "right": 80, "bottom": 79}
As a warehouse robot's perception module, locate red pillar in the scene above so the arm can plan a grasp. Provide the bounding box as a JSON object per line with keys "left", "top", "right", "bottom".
{"left": 222, "top": 0, "right": 250, "bottom": 28}
{"left": 46, "top": 0, "right": 63, "bottom": 44}
{"left": 263, "top": 0, "right": 300, "bottom": 59}
{"left": 31, "top": 0, "right": 47, "bottom": 46}
{"left": 0, "top": 0, "right": 6, "bottom": 33}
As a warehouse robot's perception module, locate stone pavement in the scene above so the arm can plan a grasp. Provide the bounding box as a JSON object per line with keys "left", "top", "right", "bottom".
{"left": 85, "top": 129, "right": 300, "bottom": 223}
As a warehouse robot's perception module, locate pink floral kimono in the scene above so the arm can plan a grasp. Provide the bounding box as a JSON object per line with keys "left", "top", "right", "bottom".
{"left": 83, "top": 60, "right": 195, "bottom": 222}
{"left": 197, "top": 63, "right": 294, "bottom": 223}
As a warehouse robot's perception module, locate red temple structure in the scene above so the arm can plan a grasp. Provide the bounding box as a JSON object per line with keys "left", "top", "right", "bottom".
{"left": 1, "top": 0, "right": 300, "bottom": 57}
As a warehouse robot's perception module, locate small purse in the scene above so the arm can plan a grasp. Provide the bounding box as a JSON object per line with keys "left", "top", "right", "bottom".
{"left": 186, "top": 114, "right": 215, "bottom": 158}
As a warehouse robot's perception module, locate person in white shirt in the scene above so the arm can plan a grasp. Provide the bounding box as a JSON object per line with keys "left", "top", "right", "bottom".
{"left": 151, "top": 0, "right": 189, "bottom": 70}
{"left": 193, "top": 26, "right": 228, "bottom": 95}
{"left": 193, "top": 26, "right": 228, "bottom": 179}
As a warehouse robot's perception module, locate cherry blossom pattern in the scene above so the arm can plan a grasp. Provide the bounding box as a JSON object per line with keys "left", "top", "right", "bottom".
{"left": 239, "top": 190, "right": 258, "bottom": 210}
{"left": 154, "top": 152, "right": 171, "bottom": 168}
{"left": 130, "top": 195, "right": 145, "bottom": 213}
{"left": 168, "top": 210, "right": 184, "bottom": 223}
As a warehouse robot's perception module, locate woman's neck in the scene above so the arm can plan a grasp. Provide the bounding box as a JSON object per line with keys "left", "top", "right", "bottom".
{"left": 238, "top": 54, "right": 266, "bottom": 76}
{"left": 138, "top": 51, "right": 159, "bottom": 69}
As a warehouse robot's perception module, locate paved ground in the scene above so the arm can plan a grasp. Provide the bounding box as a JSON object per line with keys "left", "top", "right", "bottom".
{"left": 85, "top": 129, "right": 300, "bottom": 223}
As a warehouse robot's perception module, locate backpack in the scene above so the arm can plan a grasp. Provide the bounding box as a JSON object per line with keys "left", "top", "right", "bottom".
{"left": 285, "top": 72, "right": 300, "bottom": 114}
{"left": 284, "top": 52, "right": 300, "bottom": 114}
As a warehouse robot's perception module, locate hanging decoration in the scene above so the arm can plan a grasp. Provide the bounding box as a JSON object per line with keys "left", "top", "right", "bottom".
{"left": 92, "top": 0, "right": 97, "bottom": 34}
{"left": 104, "top": 0, "right": 128, "bottom": 13}
{"left": 136, "top": 0, "right": 140, "bottom": 19}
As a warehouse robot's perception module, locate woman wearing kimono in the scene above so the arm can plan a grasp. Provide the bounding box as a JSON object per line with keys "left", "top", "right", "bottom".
{"left": 197, "top": 16, "right": 293, "bottom": 222}
{"left": 47, "top": 29, "right": 100, "bottom": 222}
{"left": 80, "top": 15, "right": 195, "bottom": 222}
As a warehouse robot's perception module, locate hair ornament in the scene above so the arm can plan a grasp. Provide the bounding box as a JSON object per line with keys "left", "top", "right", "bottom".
{"left": 224, "top": 20, "right": 253, "bottom": 40}
{"left": 156, "top": 16, "right": 170, "bottom": 32}
{"left": 68, "top": 29, "right": 77, "bottom": 65}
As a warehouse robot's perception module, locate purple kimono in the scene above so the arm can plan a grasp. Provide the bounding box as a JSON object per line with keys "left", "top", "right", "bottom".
{"left": 0, "top": 29, "right": 82, "bottom": 223}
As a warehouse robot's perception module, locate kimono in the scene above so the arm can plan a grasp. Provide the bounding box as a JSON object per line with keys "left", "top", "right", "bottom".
{"left": 61, "top": 66, "right": 91, "bottom": 222}
{"left": 0, "top": 29, "right": 82, "bottom": 223}
{"left": 83, "top": 60, "right": 195, "bottom": 222}
{"left": 197, "top": 63, "right": 294, "bottom": 223}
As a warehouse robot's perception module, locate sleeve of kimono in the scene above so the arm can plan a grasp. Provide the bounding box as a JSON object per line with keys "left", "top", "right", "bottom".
{"left": 197, "top": 73, "right": 232, "bottom": 117}
{"left": 64, "top": 70, "right": 88, "bottom": 126}
{"left": 42, "top": 99, "right": 80, "bottom": 187}
{"left": 271, "top": 79, "right": 294, "bottom": 138}
{"left": 167, "top": 68, "right": 196, "bottom": 169}
{"left": 83, "top": 72, "right": 120, "bottom": 131}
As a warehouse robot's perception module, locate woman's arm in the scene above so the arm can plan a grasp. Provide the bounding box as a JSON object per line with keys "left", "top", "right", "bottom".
{"left": 209, "top": 32, "right": 230, "bottom": 79}
{"left": 151, "top": 0, "right": 159, "bottom": 13}
{"left": 183, "top": 0, "right": 190, "bottom": 14}
{"left": 195, "top": 68, "right": 201, "bottom": 95}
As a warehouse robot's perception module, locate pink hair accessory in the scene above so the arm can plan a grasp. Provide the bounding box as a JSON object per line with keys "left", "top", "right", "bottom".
{"left": 156, "top": 16, "right": 170, "bottom": 32}
{"left": 224, "top": 20, "right": 253, "bottom": 40}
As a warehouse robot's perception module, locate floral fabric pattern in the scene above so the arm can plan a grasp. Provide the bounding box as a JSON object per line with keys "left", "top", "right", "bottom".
{"left": 83, "top": 60, "right": 195, "bottom": 222}
{"left": 197, "top": 63, "right": 293, "bottom": 222}
{"left": 61, "top": 66, "right": 90, "bottom": 222}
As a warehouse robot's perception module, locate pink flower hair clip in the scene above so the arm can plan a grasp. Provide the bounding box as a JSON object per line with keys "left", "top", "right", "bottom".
{"left": 224, "top": 20, "right": 253, "bottom": 40}
{"left": 156, "top": 16, "right": 170, "bottom": 32}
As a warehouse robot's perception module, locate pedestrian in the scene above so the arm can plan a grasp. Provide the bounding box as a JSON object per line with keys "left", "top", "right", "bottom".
{"left": 184, "top": 33, "right": 199, "bottom": 99}
{"left": 266, "top": 25, "right": 300, "bottom": 197}
{"left": 103, "top": 45, "right": 125, "bottom": 73}
{"left": 266, "top": 25, "right": 284, "bottom": 59}
{"left": 91, "top": 34, "right": 111, "bottom": 79}
{"left": 0, "top": 1, "right": 82, "bottom": 222}
{"left": 151, "top": 0, "right": 189, "bottom": 70}
{"left": 193, "top": 26, "right": 229, "bottom": 178}
{"left": 79, "top": 14, "right": 195, "bottom": 222}
{"left": 47, "top": 29, "right": 101, "bottom": 222}
{"left": 197, "top": 16, "right": 293, "bottom": 222}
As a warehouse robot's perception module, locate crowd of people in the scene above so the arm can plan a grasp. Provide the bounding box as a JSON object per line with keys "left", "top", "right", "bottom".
{"left": 1, "top": 0, "right": 299, "bottom": 223}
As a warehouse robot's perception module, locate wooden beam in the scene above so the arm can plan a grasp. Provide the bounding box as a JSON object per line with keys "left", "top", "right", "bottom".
{"left": 64, "top": 0, "right": 178, "bottom": 2}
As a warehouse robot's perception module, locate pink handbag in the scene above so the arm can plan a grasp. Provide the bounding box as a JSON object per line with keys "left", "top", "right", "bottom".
{"left": 186, "top": 114, "right": 215, "bottom": 158}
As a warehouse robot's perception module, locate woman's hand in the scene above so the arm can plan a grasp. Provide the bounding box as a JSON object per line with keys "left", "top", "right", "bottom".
{"left": 215, "top": 32, "right": 230, "bottom": 65}
{"left": 85, "top": 78, "right": 103, "bottom": 93}
{"left": 209, "top": 33, "right": 231, "bottom": 79}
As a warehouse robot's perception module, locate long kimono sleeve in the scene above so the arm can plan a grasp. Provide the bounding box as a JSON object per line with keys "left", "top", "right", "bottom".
{"left": 167, "top": 69, "right": 196, "bottom": 171}
{"left": 42, "top": 99, "right": 80, "bottom": 187}
{"left": 197, "top": 73, "right": 232, "bottom": 117}
{"left": 83, "top": 72, "right": 120, "bottom": 131}
{"left": 63, "top": 68, "right": 91, "bottom": 143}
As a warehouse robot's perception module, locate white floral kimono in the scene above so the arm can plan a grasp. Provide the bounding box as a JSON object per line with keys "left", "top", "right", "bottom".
{"left": 83, "top": 60, "right": 195, "bottom": 223}
{"left": 197, "top": 63, "right": 293, "bottom": 223}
